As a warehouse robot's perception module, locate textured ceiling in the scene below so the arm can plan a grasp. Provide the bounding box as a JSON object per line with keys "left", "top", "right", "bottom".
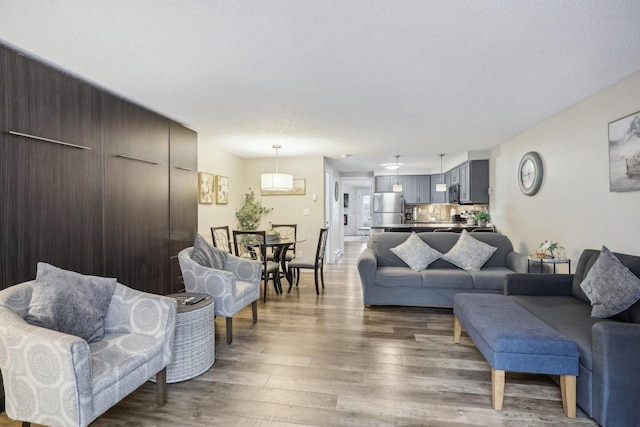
{"left": 2, "top": 1, "right": 640, "bottom": 174}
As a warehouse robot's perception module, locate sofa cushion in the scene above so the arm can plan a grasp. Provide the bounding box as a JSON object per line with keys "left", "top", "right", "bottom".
{"left": 442, "top": 230, "right": 497, "bottom": 271}
{"left": 390, "top": 232, "right": 442, "bottom": 271}
{"left": 192, "top": 234, "right": 225, "bottom": 270}
{"left": 25, "top": 263, "right": 116, "bottom": 343}
{"left": 421, "top": 269, "right": 473, "bottom": 289}
{"left": 469, "top": 268, "right": 515, "bottom": 290}
{"left": 580, "top": 246, "right": 640, "bottom": 318}
{"left": 376, "top": 267, "right": 423, "bottom": 288}
{"left": 511, "top": 295, "right": 615, "bottom": 371}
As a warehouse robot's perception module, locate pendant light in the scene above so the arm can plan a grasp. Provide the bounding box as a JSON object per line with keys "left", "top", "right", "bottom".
{"left": 392, "top": 155, "right": 403, "bottom": 192}
{"left": 261, "top": 145, "right": 293, "bottom": 191}
{"left": 436, "top": 154, "right": 447, "bottom": 192}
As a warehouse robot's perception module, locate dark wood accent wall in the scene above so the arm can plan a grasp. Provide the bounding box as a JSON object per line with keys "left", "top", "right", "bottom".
{"left": 0, "top": 44, "right": 198, "bottom": 292}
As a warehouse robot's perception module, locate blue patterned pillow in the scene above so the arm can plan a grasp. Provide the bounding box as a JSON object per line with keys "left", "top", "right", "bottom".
{"left": 442, "top": 230, "right": 497, "bottom": 271}
{"left": 25, "top": 263, "right": 116, "bottom": 342}
{"left": 192, "top": 233, "right": 225, "bottom": 270}
{"left": 391, "top": 232, "right": 442, "bottom": 271}
{"left": 580, "top": 246, "right": 640, "bottom": 318}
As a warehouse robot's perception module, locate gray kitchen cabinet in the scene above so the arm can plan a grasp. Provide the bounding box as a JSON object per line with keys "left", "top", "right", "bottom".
{"left": 450, "top": 167, "right": 460, "bottom": 185}
{"left": 458, "top": 160, "right": 489, "bottom": 204}
{"left": 375, "top": 176, "right": 394, "bottom": 192}
{"left": 404, "top": 175, "right": 431, "bottom": 204}
{"left": 430, "top": 174, "right": 447, "bottom": 203}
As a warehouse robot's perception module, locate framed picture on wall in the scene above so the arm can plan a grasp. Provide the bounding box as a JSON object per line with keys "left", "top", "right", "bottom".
{"left": 609, "top": 110, "right": 640, "bottom": 192}
{"left": 215, "top": 175, "right": 229, "bottom": 204}
{"left": 198, "top": 172, "right": 215, "bottom": 204}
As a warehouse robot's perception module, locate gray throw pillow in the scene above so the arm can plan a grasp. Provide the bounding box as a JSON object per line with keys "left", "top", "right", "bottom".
{"left": 442, "top": 230, "right": 497, "bottom": 271}
{"left": 580, "top": 246, "right": 640, "bottom": 318}
{"left": 390, "top": 232, "right": 442, "bottom": 271}
{"left": 25, "top": 263, "right": 117, "bottom": 343}
{"left": 192, "top": 233, "right": 225, "bottom": 270}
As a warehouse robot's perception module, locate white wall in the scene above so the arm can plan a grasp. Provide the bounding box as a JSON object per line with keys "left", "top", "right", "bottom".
{"left": 490, "top": 71, "right": 640, "bottom": 268}
{"left": 197, "top": 139, "right": 248, "bottom": 244}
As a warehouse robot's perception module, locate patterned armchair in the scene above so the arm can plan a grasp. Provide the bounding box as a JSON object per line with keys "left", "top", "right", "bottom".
{"left": 178, "top": 247, "right": 262, "bottom": 344}
{"left": 0, "top": 281, "right": 176, "bottom": 427}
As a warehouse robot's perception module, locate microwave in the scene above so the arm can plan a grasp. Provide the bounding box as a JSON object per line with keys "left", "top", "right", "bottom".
{"left": 449, "top": 184, "right": 460, "bottom": 204}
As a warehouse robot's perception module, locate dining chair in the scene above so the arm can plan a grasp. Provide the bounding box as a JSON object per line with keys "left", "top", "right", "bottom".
{"left": 471, "top": 227, "right": 496, "bottom": 233}
{"left": 287, "top": 228, "right": 329, "bottom": 295}
{"left": 269, "top": 224, "right": 297, "bottom": 282}
{"left": 232, "top": 230, "right": 282, "bottom": 302}
{"left": 211, "top": 225, "right": 233, "bottom": 253}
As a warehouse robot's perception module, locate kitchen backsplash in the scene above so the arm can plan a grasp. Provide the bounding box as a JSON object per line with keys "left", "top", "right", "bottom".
{"left": 407, "top": 203, "right": 489, "bottom": 222}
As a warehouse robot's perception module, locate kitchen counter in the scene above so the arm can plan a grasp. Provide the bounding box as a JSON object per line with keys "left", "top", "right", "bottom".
{"left": 371, "top": 222, "right": 492, "bottom": 232}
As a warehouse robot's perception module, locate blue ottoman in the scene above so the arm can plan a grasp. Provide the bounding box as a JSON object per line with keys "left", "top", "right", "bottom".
{"left": 453, "top": 293, "right": 579, "bottom": 417}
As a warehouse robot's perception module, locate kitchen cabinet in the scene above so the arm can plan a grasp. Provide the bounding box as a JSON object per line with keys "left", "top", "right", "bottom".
{"left": 450, "top": 167, "right": 460, "bottom": 185}
{"left": 375, "top": 175, "right": 403, "bottom": 192}
{"left": 0, "top": 48, "right": 105, "bottom": 286}
{"left": 430, "top": 174, "right": 448, "bottom": 203}
{"left": 458, "top": 160, "right": 489, "bottom": 204}
{"left": 404, "top": 175, "right": 431, "bottom": 204}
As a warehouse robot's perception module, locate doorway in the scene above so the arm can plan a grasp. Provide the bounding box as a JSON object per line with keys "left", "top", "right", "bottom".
{"left": 342, "top": 178, "right": 372, "bottom": 241}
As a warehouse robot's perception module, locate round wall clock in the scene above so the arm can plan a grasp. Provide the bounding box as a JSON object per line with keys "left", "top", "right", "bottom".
{"left": 518, "top": 151, "right": 544, "bottom": 196}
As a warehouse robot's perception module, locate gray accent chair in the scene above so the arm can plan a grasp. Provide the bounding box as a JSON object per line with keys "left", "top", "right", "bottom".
{"left": 178, "top": 247, "right": 262, "bottom": 344}
{"left": 0, "top": 281, "right": 176, "bottom": 427}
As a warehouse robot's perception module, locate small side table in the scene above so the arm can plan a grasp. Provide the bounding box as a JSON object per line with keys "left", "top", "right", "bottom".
{"left": 162, "top": 293, "right": 215, "bottom": 383}
{"left": 527, "top": 256, "right": 571, "bottom": 274}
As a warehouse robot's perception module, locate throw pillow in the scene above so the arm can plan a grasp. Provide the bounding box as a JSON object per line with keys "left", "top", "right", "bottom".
{"left": 442, "top": 230, "right": 497, "bottom": 271}
{"left": 580, "top": 246, "right": 640, "bottom": 318}
{"left": 390, "top": 232, "right": 442, "bottom": 271}
{"left": 191, "top": 233, "right": 225, "bottom": 269}
{"left": 25, "top": 263, "right": 117, "bottom": 343}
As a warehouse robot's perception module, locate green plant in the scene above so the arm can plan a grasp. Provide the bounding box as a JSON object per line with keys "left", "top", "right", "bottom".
{"left": 236, "top": 189, "right": 272, "bottom": 230}
{"left": 474, "top": 212, "right": 490, "bottom": 221}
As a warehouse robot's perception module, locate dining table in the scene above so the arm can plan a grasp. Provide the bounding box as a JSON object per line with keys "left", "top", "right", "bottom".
{"left": 235, "top": 234, "right": 306, "bottom": 287}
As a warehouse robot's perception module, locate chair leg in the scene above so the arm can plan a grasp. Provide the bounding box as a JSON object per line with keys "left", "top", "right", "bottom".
{"left": 287, "top": 266, "right": 294, "bottom": 293}
{"left": 252, "top": 300, "right": 258, "bottom": 323}
{"left": 226, "top": 317, "right": 233, "bottom": 344}
{"left": 320, "top": 263, "right": 325, "bottom": 289}
{"left": 263, "top": 276, "right": 268, "bottom": 303}
{"left": 21, "top": 423, "right": 32, "bottom": 427}
{"left": 314, "top": 267, "right": 320, "bottom": 295}
{"left": 295, "top": 268, "right": 300, "bottom": 286}
{"left": 156, "top": 367, "right": 167, "bottom": 406}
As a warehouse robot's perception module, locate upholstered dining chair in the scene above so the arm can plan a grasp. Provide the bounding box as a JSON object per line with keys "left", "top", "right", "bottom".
{"left": 178, "top": 240, "right": 262, "bottom": 344}
{"left": 0, "top": 278, "right": 176, "bottom": 427}
{"left": 211, "top": 225, "right": 233, "bottom": 253}
{"left": 232, "top": 230, "right": 282, "bottom": 302}
{"left": 287, "top": 228, "right": 329, "bottom": 295}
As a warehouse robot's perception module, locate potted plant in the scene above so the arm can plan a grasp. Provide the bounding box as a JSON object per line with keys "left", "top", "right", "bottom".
{"left": 236, "top": 189, "right": 272, "bottom": 231}
{"left": 474, "top": 212, "right": 490, "bottom": 227}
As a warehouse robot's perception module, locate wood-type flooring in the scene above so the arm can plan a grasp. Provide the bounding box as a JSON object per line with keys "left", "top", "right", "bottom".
{"left": 1, "top": 241, "right": 597, "bottom": 426}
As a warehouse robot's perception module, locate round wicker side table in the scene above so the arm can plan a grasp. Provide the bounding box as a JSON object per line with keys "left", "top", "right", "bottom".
{"left": 164, "top": 293, "right": 215, "bottom": 383}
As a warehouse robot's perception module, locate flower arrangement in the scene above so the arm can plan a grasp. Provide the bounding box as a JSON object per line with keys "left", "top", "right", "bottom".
{"left": 539, "top": 240, "right": 559, "bottom": 258}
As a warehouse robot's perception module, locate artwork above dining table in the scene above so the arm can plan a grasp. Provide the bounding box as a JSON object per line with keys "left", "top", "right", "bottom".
{"left": 261, "top": 179, "right": 306, "bottom": 196}
{"left": 198, "top": 172, "right": 215, "bottom": 204}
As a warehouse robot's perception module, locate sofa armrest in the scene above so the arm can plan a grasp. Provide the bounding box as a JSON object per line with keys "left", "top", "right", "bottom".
{"left": 592, "top": 322, "right": 640, "bottom": 426}
{"left": 505, "top": 251, "right": 528, "bottom": 273}
{"left": 357, "top": 248, "right": 378, "bottom": 301}
{"left": 0, "top": 307, "right": 93, "bottom": 426}
{"left": 504, "top": 273, "right": 574, "bottom": 296}
{"left": 223, "top": 254, "right": 262, "bottom": 285}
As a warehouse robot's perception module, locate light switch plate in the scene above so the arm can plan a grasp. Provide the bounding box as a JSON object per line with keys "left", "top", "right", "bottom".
{"left": 303, "top": 208, "right": 310, "bottom": 216}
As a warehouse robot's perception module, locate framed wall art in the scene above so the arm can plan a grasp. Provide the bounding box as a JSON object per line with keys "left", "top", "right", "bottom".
{"left": 198, "top": 172, "right": 215, "bottom": 204}
{"left": 261, "top": 179, "right": 306, "bottom": 196}
{"left": 215, "top": 175, "right": 229, "bottom": 204}
{"left": 609, "top": 110, "right": 640, "bottom": 192}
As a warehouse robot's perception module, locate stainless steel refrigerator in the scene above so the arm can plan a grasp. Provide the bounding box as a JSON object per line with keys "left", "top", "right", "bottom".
{"left": 372, "top": 192, "right": 404, "bottom": 226}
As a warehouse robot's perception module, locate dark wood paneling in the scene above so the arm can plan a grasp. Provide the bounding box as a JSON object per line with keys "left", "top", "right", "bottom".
{"left": 103, "top": 93, "right": 170, "bottom": 294}
{"left": 0, "top": 47, "right": 104, "bottom": 288}
{"left": 169, "top": 121, "right": 198, "bottom": 292}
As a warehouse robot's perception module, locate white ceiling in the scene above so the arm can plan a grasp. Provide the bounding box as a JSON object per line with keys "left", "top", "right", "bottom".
{"left": 2, "top": 1, "right": 640, "bottom": 174}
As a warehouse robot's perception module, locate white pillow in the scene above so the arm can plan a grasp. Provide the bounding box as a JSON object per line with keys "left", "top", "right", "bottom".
{"left": 390, "top": 232, "right": 442, "bottom": 271}
{"left": 442, "top": 230, "right": 497, "bottom": 271}
{"left": 580, "top": 246, "right": 640, "bottom": 318}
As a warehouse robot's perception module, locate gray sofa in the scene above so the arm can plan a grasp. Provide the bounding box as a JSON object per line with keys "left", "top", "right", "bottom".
{"left": 357, "top": 232, "right": 527, "bottom": 307}
{"left": 505, "top": 249, "right": 640, "bottom": 427}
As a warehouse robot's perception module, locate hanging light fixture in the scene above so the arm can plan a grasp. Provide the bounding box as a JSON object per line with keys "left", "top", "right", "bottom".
{"left": 261, "top": 145, "right": 293, "bottom": 191}
{"left": 436, "top": 154, "right": 447, "bottom": 192}
{"left": 392, "top": 155, "right": 403, "bottom": 192}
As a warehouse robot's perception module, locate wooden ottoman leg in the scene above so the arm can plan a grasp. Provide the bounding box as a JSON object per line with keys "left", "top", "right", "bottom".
{"left": 491, "top": 368, "right": 505, "bottom": 410}
{"left": 453, "top": 316, "right": 462, "bottom": 343}
{"left": 560, "top": 375, "right": 576, "bottom": 418}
